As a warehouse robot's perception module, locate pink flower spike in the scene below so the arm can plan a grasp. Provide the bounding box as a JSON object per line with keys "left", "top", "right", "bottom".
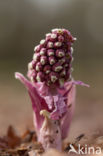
{"left": 15, "top": 28, "right": 90, "bottom": 151}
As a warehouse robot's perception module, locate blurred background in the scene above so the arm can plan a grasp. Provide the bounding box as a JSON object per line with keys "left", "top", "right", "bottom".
{"left": 0, "top": 0, "right": 103, "bottom": 139}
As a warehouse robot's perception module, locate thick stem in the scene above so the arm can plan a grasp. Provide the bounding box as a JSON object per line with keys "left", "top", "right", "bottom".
{"left": 38, "top": 110, "right": 62, "bottom": 151}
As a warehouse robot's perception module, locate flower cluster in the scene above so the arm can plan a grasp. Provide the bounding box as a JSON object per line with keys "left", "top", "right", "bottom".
{"left": 27, "top": 29, "right": 76, "bottom": 86}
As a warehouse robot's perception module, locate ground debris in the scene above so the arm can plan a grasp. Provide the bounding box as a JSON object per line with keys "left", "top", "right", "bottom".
{"left": 64, "top": 132, "right": 103, "bottom": 155}
{"left": 0, "top": 125, "right": 44, "bottom": 156}
{"left": 0, "top": 127, "right": 103, "bottom": 156}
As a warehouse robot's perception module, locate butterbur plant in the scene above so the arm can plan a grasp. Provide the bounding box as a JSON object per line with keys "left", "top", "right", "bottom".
{"left": 15, "top": 28, "right": 89, "bottom": 151}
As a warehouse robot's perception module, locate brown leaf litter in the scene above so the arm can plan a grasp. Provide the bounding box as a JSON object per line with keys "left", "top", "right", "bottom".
{"left": 0, "top": 126, "right": 103, "bottom": 156}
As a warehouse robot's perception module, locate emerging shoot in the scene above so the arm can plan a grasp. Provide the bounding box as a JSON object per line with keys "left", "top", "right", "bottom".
{"left": 15, "top": 28, "right": 89, "bottom": 151}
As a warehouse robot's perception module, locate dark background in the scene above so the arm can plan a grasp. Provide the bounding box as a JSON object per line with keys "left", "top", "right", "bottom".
{"left": 0, "top": 0, "right": 103, "bottom": 138}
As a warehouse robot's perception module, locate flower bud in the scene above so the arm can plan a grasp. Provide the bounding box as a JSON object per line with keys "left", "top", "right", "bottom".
{"left": 50, "top": 33, "right": 57, "bottom": 41}
{"left": 30, "top": 70, "right": 37, "bottom": 82}
{"left": 56, "top": 49, "right": 65, "bottom": 58}
{"left": 52, "top": 28, "right": 63, "bottom": 34}
{"left": 49, "top": 56, "right": 56, "bottom": 65}
{"left": 36, "top": 62, "right": 42, "bottom": 72}
{"left": 64, "top": 63, "right": 69, "bottom": 68}
{"left": 47, "top": 42, "right": 53, "bottom": 48}
{"left": 65, "top": 53, "right": 72, "bottom": 63}
{"left": 40, "top": 39, "right": 46, "bottom": 45}
{"left": 33, "top": 53, "right": 40, "bottom": 62}
{"left": 27, "top": 70, "right": 33, "bottom": 78}
{"left": 47, "top": 49, "right": 54, "bottom": 56}
{"left": 58, "top": 58, "right": 66, "bottom": 65}
{"left": 54, "top": 42, "right": 62, "bottom": 48}
{"left": 34, "top": 45, "right": 41, "bottom": 52}
{"left": 43, "top": 65, "right": 51, "bottom": 74}
{"left": 36, "top": 72, "right": 44, "bottom": 82}
{"left": 58, "top": 35, "right": 64, "bottom": 42}
{"left": 32, "top": 60, "right": 37, "bottom": 68}
{"left": 60, "top": 69, "right": 66, "bottom": 77}
{"left": 40, "top": 56, "right": 48, "bottom": 65}
{"left": 28, "top": 60, "right": 38, "bottom": 70}
{"left": 46, "top": 33, "right": 51, "bottom": 41}
{"left": 71, "top": 47, "right": 74, "bottom": 54}
{"left": 51, "top": 28, "right": 59, "bottom": 33}
{"left": 40, "top": 48, "right": 46, "bottom": 56}
{"left": 49, "top": 72, "right": 58, "bottom": 83}
{"left": 59, "top": 78, "right": 65, "bottom": 86}
{"left": 52, "top": 63, "right": 63, "bottom": 72}
{"left": 28, "top": 62, "right": 33, "bottom": 70}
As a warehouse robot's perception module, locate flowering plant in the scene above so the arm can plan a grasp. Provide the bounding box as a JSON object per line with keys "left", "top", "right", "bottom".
{"left": 15, "top": 28, "right": 89, "bottom": 151}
